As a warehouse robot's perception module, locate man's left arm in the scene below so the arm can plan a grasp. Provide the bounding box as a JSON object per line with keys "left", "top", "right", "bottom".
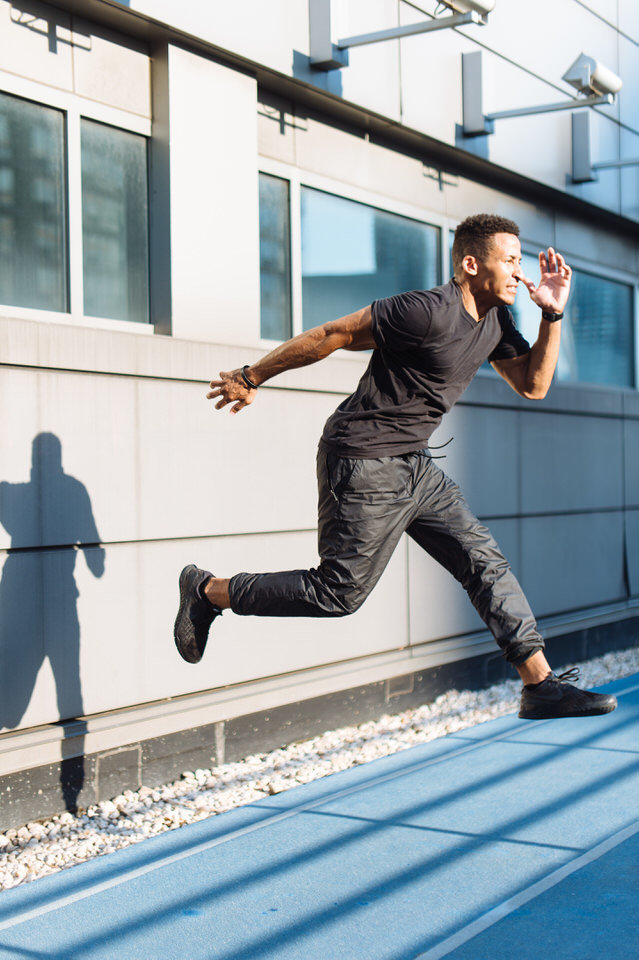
{"left": 491, "top": 247, "right": 571, "bottom": 400}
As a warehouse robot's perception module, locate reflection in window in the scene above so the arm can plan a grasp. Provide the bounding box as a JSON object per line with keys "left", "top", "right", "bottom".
{"left": 259, "top": 173, "right": 291, "bottom": 340}
{"left": 511, "top": 255, "right": 634, "bottom": 388}
{"left": 0, "top": 92, "right": 67, "bottom": 311}
{"left": 81, "top": 119, "right": 149, "bottom": 324}
{"left": 301, "top": 188, "right": 440, "bottom": 331}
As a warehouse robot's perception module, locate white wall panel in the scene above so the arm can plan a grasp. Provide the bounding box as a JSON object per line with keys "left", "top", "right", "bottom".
{"left": 334, "top": 0, "right": 401, "bottom": 123}
{"left": 0, "top": 368, "right": 138, "bottom": 551}
{"left": 168, "top": 46, "right": 260, "bottom": 344}
{"left": 520, "top": 412, "right": 624, "bottom": 514}
{"left": 114, "top": 0, "right": 309, "bottom": 77}
{"left": 626, "top": 510, "right": 639, "bottom": 597}
{"left": 624, "top": 418, "right": 639, "bottom": 504}
{"left": 0, "top": 1, "right": 74, "bottom": 92}
{"left": 398, "top": 23, "right": 470, "bottom": 146}
{"left": 520, "top": 511, "right": 626, "bottom": 616}
{"left": 429, "top": 405, "right": 521, "bottom": 519}
{"left": 135, "top": 379, "right": 339, "bottom": 540}
{"left": 1, "top": 528, "right": 409, "bottom": 732}
{"left": 619, "top": 4, "right": 639, "bottom": 38}
{"left": 71, "top": 18, "right": 151, "bottom": 117}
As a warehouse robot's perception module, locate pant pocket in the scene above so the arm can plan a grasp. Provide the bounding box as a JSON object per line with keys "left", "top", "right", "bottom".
{"left": 326, "top": 455, "right": 359, "bottom": 502}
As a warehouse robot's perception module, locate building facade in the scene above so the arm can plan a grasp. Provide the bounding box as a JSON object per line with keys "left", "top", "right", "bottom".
{"left": 0, "top": 0, "right": 637, "bottom": 826}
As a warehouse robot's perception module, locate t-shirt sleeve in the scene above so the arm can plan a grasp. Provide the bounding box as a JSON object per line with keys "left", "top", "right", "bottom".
{"left": 371, "top": 291, "right": 433, "bottom": 352}
{"left": 488, "top": 306, "right": 531, "bottom": 362}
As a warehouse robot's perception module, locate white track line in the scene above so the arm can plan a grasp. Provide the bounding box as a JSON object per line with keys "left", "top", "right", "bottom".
{"left": 1, "top": 679, "right": 636, "bottom": 935}
{"left": 413, "top": 817, "right": 639, "bottom": 960}
{"left": 0, "top": 723, "right": 524, "bottom": 932}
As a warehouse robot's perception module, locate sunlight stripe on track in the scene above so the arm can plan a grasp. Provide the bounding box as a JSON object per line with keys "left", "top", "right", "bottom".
{"left": 1, "top": 678, "right": 635, "bottom": 935}
{"left": 0, "top": 724, "right": 523, "bottom": 932}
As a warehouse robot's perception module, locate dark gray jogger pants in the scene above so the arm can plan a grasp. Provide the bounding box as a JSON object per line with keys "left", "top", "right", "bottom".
{"left": 229, "top": 448, "right": 544, "bottom": 666}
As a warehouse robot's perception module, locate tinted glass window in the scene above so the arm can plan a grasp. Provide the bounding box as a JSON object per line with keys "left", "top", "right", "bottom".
{"left": 81, "top": 119, "right": 149, "bottom": 324}
{"left": 301, "top": 187, "right": 440, "bottom": 330}
{"left": 0, "top": 92, "right": 67, "bottom": 311}
{"left": 259, "top": 173, "right": 292, "bottom": 341}
{"left": 511, "top": 254, "right": 634, "bottom": 388}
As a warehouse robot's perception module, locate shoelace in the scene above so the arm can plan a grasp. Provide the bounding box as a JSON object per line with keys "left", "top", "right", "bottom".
{"left": 554, "top": 667, "right": 580, "bottom": 684}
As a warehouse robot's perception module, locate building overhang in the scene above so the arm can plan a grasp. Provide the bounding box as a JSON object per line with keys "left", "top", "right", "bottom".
{"left": 43, "top": 0, "right": 639, "bottom": 240}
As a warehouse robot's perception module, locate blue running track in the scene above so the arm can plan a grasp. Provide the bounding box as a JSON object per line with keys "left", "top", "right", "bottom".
{"left": 0, "top": 674, "right": 638, "bottom": 959}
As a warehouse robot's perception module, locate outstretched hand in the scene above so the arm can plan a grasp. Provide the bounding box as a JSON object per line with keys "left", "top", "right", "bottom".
{"left": 516, "top": 248, "right": 572, "bottom": 314}
{"left": 207, "top": 369, "right": 257, "bottom": 414}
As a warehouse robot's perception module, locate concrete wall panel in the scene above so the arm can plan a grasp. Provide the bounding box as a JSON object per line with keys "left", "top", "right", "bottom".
{"left": 71, "top": 19, "right": 151, "bottom": 117}
{"left": 0, "top": 368, "right": 138, "bottom": 551}
{"left": 625, "top": 509, "right": 639, "bottom": 597}
{"left": 0, "top": 1, "right": 73, "bottom": 93}
{"left": 336, "top": 0, "right": 401, "bottom": 123}
{"left": 1, "top": 525, "right": 409, "bottom": 732}
{"left": 520, "top": 412, "right": 624, "bottom": 513}
{"left": 135, "top": 379, "right": 337, "bottom": 540}
{"left": 168, "top": 46, "right": 260, "bottom": 344}
{"left": 624, "top": 418, "right": 639, "bottom": 507}
{"left": 429, "top": 404, "right": 521, "bottom": 519}
{"left": 520, "top": 510, "right": 626, "bottom": 616}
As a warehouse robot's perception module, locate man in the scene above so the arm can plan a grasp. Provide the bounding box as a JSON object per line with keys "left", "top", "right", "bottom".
{"left": 174, "top": 213, "right": 617, "bottom": 721}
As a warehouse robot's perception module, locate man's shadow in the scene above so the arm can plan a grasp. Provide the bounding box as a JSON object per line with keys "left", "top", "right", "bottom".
{"left": 0, "top": 433, "right": 104, "bottom": 812}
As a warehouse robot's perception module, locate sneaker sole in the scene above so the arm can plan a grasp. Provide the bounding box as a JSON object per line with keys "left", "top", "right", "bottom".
{"left": 519, "top": 697, "right": 618, "bottom": 720}
{"left": 174, "top": 565, "right": 205, "bottom": 664}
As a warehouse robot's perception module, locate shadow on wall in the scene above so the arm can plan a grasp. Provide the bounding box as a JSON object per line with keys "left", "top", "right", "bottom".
{"left": 0, "top": 433, "right": 105, "bottom": 812}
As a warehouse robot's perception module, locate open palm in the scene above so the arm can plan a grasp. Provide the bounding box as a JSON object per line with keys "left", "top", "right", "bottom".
{"left": 517, "top": 247, "right": 572, "bottom": 313}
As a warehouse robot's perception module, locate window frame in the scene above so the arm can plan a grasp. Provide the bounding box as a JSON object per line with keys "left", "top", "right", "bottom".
{"left": 258, "top": 157, "right": 451, "bottom": 347}
{"left": 518, "top": 244, "right": 638, "bottom": 392}
{"left": 0, "top": 69, "right": 152, "bottom": 334}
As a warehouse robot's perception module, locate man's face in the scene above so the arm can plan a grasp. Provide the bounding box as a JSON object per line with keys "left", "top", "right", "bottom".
{"left": 467, "top": 232, "right": 522, "bottom": 306}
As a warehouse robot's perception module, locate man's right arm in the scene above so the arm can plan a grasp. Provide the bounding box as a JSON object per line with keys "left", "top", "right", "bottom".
{"left": 207, "top": 306, "right": 376, "bottom": 414}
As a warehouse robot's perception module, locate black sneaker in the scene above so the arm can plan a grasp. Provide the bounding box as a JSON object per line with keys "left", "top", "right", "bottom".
{"left": 519, "top": 668, "right": 617, "bottom": 720}
{"left": 174, "top": 564, "right": 221, "bottom": 664}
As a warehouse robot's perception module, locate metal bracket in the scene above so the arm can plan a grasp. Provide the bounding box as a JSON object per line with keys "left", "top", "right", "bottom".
{"left": 310, "top": 0, "right": 486, "bottom": 72}
{"left": 462, "top": 49, "right": 617, "bottom": 139}
{"left": 571, "top": 110, "right": 639, "bottom": 183}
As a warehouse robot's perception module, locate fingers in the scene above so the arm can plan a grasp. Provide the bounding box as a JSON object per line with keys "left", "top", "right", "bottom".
{"left": 555, "top": 251, "right": 572, "bottom": 278}
{"left": 539, "top": 248, "right": 571, "bottom": 277}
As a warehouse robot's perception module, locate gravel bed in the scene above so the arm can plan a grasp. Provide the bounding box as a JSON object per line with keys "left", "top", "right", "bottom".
{"left": 1, "top": 646, "right": 637, "bottom": 891}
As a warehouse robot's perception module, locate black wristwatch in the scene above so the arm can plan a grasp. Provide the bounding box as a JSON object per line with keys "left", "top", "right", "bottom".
{"left": 541, "top": 310, "right": 564, "bottom": 323}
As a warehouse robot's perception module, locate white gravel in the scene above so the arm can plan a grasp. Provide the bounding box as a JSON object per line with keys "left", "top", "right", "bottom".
{"left": 1, "top": 646, "right": 637, "bottom": 890}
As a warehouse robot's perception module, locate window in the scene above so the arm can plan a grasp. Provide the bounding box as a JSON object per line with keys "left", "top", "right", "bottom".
{"left": 0, "top": 91, "right": 67, "bottom": 312}
{"left": 81, "top": 119, "right": 149, "bottom": 325}
{"left": 259, "top": 173, "right": 291, "bottom": 341}
{"left": 301, "top": 187, "right": 440, "bottom": 330}
{"left": 511, "top": 254, "right": 635, "bottom": 388}
{"left": 0, "top": 87, "right": 150, "bottom": 326}
{"left": 562, "top": 270, "right": 634, "bottom": 388}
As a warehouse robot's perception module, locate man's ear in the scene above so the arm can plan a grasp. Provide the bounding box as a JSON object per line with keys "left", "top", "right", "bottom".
{"left": 462, "top": 254, "right": 479, "bottom": 276}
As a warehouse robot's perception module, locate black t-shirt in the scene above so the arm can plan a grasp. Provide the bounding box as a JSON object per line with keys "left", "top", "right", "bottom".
{"left": 320, "top": 279, "right": 530, "bottom": 458}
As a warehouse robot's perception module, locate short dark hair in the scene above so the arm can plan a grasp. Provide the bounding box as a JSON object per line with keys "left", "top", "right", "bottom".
{"left": 452, "top": 213, "right": 520, "bottom": 278}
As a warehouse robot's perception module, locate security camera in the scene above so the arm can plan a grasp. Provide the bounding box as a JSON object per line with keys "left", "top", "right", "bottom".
{"left": 439, "top": 0, "right": 496, "bottom": 15}
{"left": 563, "top": 53, "right": 622, "bottom": 97}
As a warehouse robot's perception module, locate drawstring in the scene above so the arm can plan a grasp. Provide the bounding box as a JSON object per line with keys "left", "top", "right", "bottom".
{"left": 424, "top": 436, "right": 454, "bottom": 460}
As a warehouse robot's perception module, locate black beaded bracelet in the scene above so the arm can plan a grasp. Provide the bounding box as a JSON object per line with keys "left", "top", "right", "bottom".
{"left": 241, "top": 365, "right": 259, "bottom": 389}
{"left": 541, "top": 310, "right": 564, "bottom": 323}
